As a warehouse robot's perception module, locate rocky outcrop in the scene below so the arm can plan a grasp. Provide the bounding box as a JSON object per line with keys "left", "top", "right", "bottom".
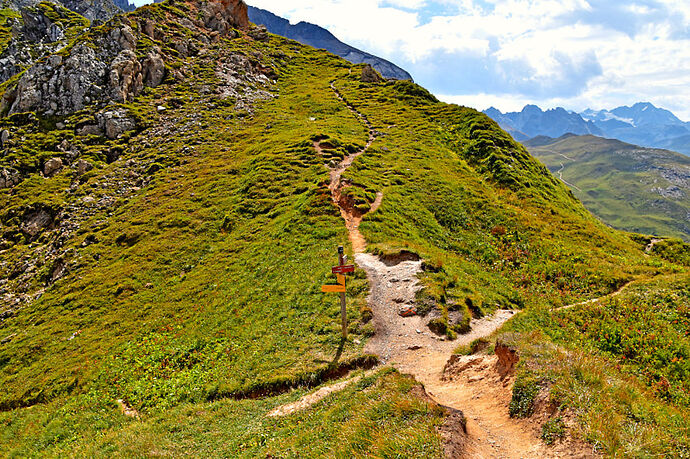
{"left": 2, "top": 0, "right": 252, "bottom": 116}
{"left": 199, "top": 0, "right": 249, "bottom": 33}
{"left": 361, "top": 64, "right": 383, "bottom": 83}
{"left": 5, "top": 43, "right": 111, "bottom": 115}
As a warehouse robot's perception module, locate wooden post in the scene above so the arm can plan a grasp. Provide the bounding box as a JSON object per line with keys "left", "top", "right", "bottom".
{"left": 338, "top": 246, "right": 347, "bottom": 339}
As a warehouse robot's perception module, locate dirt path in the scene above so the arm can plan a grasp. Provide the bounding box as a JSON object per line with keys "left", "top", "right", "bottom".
{"left": 313, "top": 82, "right": 382, "bottom": 252}
{"left": 268, "top": 373, "right": 367, "bottom": 417}
{"left": 357, "top": 252, "right": 569, "bottom": 458}
{"left": 317, "top": 80, "right": 594, "bottom": 457}
{"left": 555, "top": 278, "right": 639, "bottom": 312}
{"left": 556, "top": 162, "right": 583, "bottom": 192}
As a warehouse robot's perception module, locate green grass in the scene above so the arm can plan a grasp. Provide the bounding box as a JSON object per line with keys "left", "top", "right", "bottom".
{"left": 0, "top": 0, "right": 687, "bottom": 454}
{"left": 554, "top": 274, "right": 690, "bottom": 406}
{"left": 526, "top": 135, "right": 690, "bottom": 241}
{"left": 501, "top": 273, "right": 690, "bottom": 456}
{"left": 0, "top": 369, "right": 446, "bottom": 457}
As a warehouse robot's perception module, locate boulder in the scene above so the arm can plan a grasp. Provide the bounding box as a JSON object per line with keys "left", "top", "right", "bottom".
{"left": 75, "top": 159, "right": 94, "bottom": 175}
{"left": 249, "top": 25, "right": 269, "bottom": 42}
{"left": 361, "top": 64, "right": 384, "bottom": 83}
{"left": 21, "top": 208, "right": 54, "bottom": 238}
{"left": 0, "top": 129, "right": 9, "bottom": 146}
{"left": 43, "top": 157, "right": 64, "bottom": 177}
{"left": 98, "top": 108, "right": 137, "bottom": 139}
{"left": 78, "top": 124, "right": 104, "bottom": 136}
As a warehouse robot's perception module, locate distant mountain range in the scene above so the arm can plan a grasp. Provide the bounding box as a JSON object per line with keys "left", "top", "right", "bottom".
{"left": 246, "top": 5, "right": 412, "bottom": 81}
{"left": 525, "top": 134, "right": 690, "bottom": 240}
{"left": 486, "top": 102, "right": 690, "bottom": 156}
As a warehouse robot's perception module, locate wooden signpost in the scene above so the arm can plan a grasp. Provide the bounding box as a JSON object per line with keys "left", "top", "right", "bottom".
{"left": 321, "top": 246, "right": 355, "bottom": 338}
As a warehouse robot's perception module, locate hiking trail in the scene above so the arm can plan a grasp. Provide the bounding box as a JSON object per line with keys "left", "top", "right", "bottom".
{"left": 294, "top": 80, "right": 598, "bottom": 457}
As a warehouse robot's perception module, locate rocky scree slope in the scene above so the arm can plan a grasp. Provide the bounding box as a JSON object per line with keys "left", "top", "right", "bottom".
{"left": 0, "top": 0, "right": 684, "bottom": 455}
{"left": 0, "top": 1, "right": 89, "bottom": 85}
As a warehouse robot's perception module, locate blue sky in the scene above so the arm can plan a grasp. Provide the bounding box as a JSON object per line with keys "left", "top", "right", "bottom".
{"left": 244, "top": 0, "right": 690, "bottom": 119}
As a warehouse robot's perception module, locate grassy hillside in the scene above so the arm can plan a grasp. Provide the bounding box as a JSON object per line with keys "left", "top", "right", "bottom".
{"left": 0, "top": 0, "right": 686, "bottom": 455}
{"left": 526, "top": 134, "right": 690, "bottom": 241}
{"left": 502, "top": 271, "right": 690, "bottom": 456}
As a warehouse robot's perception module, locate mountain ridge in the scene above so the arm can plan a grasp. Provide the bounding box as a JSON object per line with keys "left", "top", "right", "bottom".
{"left": 246, "top": 5, "right": 412, "bottom": 81}
{"left": 487, "top": 102, "right": 690, "bottom": 155}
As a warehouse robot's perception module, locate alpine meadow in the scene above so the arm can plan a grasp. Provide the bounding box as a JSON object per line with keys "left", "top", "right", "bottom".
{"left": 0, "top": 0, "right": 688, "bottom": 457}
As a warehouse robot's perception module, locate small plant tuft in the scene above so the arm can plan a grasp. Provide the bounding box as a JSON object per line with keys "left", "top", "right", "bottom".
{"left": 541, "top": 417, "right": 566, "bottom": 445}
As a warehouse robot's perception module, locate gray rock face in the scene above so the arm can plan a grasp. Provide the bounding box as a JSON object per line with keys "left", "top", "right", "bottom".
{"left": 2, "top": 20, "right": 164, "bottom": 115}
{"left": 0, "top": 4, "right": 86, "bottom": 85}
{"left": 247, "top": 5, "right": 412, "bottom": 81}
{"left": 20, "top": 7, "right": 65, "bottom": 42}
{"left": 5, "top": 43, "right": 110, "bottom": 115}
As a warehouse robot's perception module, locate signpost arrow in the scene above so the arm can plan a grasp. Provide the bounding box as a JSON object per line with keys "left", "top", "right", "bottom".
{"left": 332, "top": 265, "right": 355, "bottom": 274}
{"left": 321, "top": 284, "right": 346, "bottom": 293}
{"left": 321, "top": 246, "right": 353, "bottom": 339}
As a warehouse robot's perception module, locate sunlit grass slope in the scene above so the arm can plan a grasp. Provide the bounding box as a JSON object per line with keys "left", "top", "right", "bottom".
{"left": 527, "top": 134, "right": 690, "bottom": 241}
{"left": 503, "top": 271, "right": 690, "bottom": 456}
{"left": 0, "top": 0, "right": 686, "bottom": 454}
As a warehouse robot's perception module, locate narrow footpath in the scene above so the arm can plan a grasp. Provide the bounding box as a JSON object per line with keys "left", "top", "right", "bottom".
{"left": 278, "top": 80, "right": 599, "bottom": 458}
{"left": 322, "top": 80, "right": 584, "bottom": 458}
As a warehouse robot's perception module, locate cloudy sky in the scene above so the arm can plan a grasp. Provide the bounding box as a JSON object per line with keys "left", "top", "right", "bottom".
{"left": 243, "top": 0, "right": 690, "bottom": 119}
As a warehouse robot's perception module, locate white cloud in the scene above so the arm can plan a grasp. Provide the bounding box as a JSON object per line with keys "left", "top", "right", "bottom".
{"left": 246, "top": 0, "right": 690, "bottom": 119}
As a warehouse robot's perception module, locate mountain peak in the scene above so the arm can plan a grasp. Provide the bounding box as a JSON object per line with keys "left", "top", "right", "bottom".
{"left": 522, "top": 104, "right": 542, "bottom": 113}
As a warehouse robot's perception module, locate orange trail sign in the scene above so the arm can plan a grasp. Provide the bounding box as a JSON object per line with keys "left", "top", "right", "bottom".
{"left": 321, "top": 246, "right": 351, "bottom": 339}
{"left": 321, "top": 284, "right": 346, "bottom": 293}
